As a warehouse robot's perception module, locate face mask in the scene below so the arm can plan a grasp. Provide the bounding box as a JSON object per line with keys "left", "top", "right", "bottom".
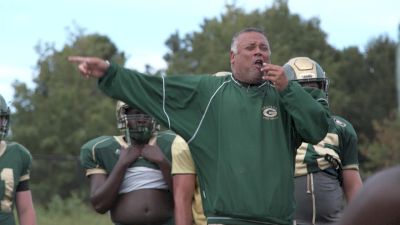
{"left": 0, "top": 116, "right": 9, "bottom": 141}
{"left": 129, "top": 126, "right": 153, "bottom": 145}
{"left": 303, "top": 87, "right": 329, "bottom": 111}
{"left": 126, "top": 113, "right": 156, "bottom": 145}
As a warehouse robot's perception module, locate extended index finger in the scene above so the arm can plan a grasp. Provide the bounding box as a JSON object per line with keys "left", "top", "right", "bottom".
{"left": 68, "top": 56, "right": 87, "bottom": 64}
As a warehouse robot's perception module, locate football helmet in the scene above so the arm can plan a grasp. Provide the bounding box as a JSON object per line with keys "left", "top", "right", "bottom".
{"left": 0, "top": 94, "right": 10, "bottom": 141}
{"left": 283, "top": 57, "right": 329, "bottom": 93}
{"left": 116, "top": 101, "right": 157, "bottom": 145}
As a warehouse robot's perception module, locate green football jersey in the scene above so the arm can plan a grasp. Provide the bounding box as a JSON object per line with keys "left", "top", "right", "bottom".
{"left": 295, "top": 115, "right": 359, "bottom": 177}
{"left": 80, "top": 131, "right": 175, "bottom": 176}
{"left": 97, "top": 63, "right": 330, "bottom": 225}
{"left": 0, "top": 141, "right": 32, "bottom": 225}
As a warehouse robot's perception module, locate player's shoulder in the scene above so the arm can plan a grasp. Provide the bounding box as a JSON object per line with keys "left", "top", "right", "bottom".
{"left": 157, "top": 130, "right": 177, "bottom": 141}
{"left": 81, "top": 135, "right": 117, "bottom": 151}
{"left": 332, "top": 115, "right": 357, "bottom": 135}
{"left": 172, "top": 134, "right": 188, "bottom": 146}
{"left": 2, "top": 141, "right": 32, "bottom": 163}
{"left": 6, "top": 141, "right": 31, "bottom": 155}
{"left": 332, "top": 115, "right": 352, "bottom": 128}
{"left": 158, "top": 130, "right": 188, "bottom": 143}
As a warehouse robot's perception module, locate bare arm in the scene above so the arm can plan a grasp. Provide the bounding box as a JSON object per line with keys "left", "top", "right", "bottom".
{"left": 16, "top": 190, "right": 37, "bottom": 225}
{"left": 342, "top": 169, "right": 362, "bottom": 202}
{"left": 89, "top": 145, "right": 142, "bottom": 214}
{"left": 141, "top": 145, "right": 173, "bottom": 190}
{"left": 173, "top": 174, "right": 196, "bottom": 225}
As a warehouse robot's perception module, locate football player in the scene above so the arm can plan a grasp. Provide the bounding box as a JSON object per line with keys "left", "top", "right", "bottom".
{"left": 284, "top": 57, "right": 363, "bottom": 225}
{"left": 80, "top": 101, "right": 188, "bottom": 225}
{"left": 0, "top": 94, "right": 37, "bottom": 225}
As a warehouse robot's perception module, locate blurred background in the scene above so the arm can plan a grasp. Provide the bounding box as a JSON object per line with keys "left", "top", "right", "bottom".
{"left": 1, "top": 0, "right": 399, "bottom": 224}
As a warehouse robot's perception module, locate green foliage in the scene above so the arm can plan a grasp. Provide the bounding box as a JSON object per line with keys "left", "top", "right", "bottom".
{"left": 332, "top": 36, "right": 397, "bottom": 141}
{"left": 360, "top": 113, "right": 400, "bottom": 175}
{"left": 11, "top": 29, "right": 126, "bottom": 203}
{"left": 36, "top": 194, "right": 112, "bottom": 225}
{"left": 163, "top": 1, "right": 338, "bottom": 75}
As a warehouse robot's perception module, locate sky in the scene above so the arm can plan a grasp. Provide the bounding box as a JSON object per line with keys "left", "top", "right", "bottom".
{"left": 0, "top": 0, "right": 399, "bottom": 103}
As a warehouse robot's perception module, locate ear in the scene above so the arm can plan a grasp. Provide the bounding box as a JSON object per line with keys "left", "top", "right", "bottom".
{"left": 230, "top": 51, "right": 235, "bottom": 65}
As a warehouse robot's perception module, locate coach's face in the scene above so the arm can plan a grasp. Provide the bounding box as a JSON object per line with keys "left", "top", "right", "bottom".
{"left": 230, "top": 32, "right": 271, "bottom": 84}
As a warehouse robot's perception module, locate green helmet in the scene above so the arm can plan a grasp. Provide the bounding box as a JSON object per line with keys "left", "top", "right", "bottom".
{"left": 0, "top": 94, "right": 10, "bottom": 141}
{"left": 283, "top": 57, "right": 329, "bottom": 93}
{"left": 116, "top": 101, "right": 157, "bottom": 145}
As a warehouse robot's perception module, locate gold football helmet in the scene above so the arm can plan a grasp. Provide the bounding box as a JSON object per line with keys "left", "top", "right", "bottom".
{"left": 283, "top": 57, "right": 329, "bottom": 93}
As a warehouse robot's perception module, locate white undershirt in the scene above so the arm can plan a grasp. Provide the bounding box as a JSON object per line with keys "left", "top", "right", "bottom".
{"left": 119, "top": 166, "right": 168, "bottom": 194}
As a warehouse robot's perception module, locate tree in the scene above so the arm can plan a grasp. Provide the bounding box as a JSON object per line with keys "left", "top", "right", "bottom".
{"left": 360, "top": 113, "right": 400, "bottom": 175}
{"left": 11, "top": 30, "right": 126, "bottom": 203}
{"left": 163, "top": 1, "right": 338, "bottom": 75}
{"left": 333, "top": 36, "right": 396, "bottom": 142}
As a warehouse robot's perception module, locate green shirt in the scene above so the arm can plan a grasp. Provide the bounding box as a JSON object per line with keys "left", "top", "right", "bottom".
{"left": 0, "top": 141, "right": 32, "bottom": 225}
{"left": 97, "top": 63, "right": 330, "bottom": 225}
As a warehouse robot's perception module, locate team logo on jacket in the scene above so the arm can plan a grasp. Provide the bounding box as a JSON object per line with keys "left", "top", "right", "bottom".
{"left": 333, "top": 118, "right": 346, "bottom": 127}
{"left": 262, "top": 106, "right": 278, "bottom": 120}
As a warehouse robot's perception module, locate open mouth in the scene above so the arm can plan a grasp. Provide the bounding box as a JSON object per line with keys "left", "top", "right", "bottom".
{"left": 254, "top": 59, "right": 264, "bottom": 69}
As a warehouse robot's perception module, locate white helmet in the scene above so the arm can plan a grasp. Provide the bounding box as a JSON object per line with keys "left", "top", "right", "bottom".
{"left": 283, "top": 57, "right": 329, "bottom": 93}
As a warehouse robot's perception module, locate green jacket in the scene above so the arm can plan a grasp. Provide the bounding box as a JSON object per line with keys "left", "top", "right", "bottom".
{"left": 97, "top": 63, "right": 330, "bottom": 225}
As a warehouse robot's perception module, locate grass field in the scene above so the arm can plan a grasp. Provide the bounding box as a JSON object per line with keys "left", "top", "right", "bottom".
{"left": 35, "top": 194, "right": 112, "bottom": 225}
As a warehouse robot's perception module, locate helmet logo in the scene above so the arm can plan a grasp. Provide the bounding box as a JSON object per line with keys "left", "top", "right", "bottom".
{"left": 262, "top": 106, "right": 278, "bottom": 120}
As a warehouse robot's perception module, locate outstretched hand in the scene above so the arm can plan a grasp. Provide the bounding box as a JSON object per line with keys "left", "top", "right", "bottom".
{"left": 68, "top": 56, "right": 110, "bottom": 79}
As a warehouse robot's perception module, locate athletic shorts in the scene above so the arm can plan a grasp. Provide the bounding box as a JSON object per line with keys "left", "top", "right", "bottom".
{"left": 294, "top": 171, "right": 344, "bottom": 225}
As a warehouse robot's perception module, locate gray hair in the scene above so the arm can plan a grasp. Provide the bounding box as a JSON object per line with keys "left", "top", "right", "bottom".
{"left": 230, "top": 27, "right": 271, "bottom": 55}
